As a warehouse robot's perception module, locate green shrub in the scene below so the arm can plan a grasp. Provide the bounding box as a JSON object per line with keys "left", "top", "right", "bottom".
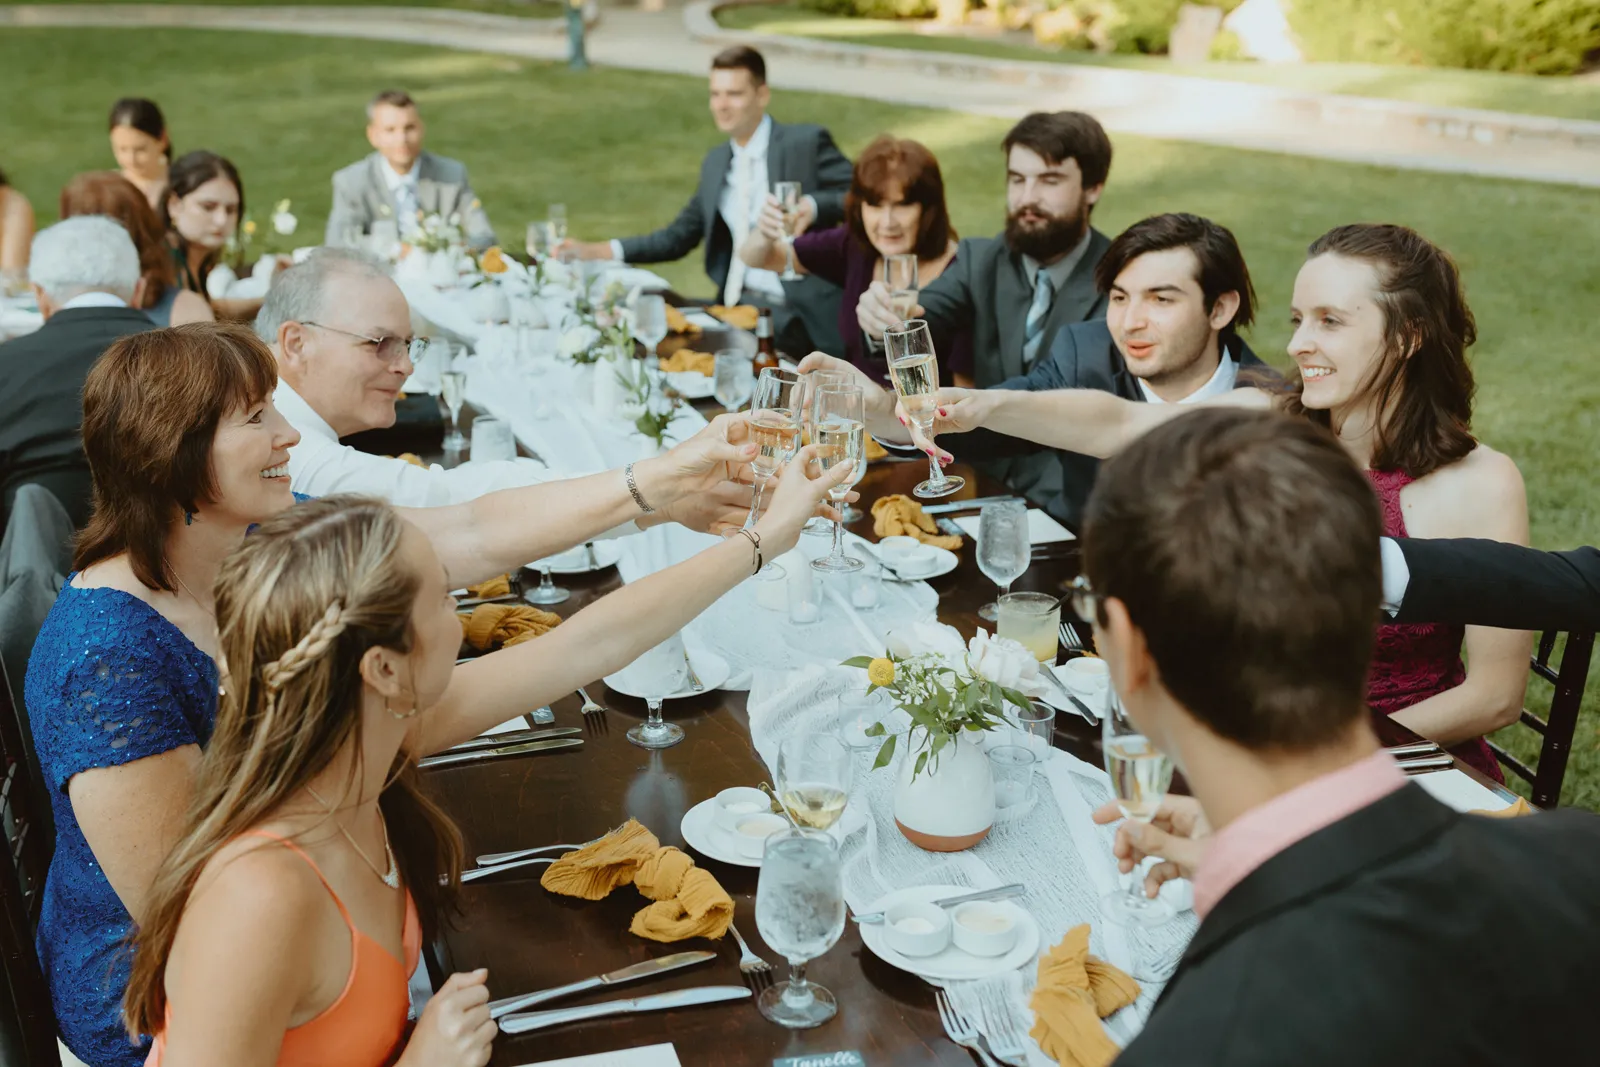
{"left": 1031, "top": 0, "right": 1246, "bottom": 54}
{"left": 1288, "top": 0, "right": 1600, "bottom": 76}
{"left": 800, "top": 0, "right": 938, "bottom": 18}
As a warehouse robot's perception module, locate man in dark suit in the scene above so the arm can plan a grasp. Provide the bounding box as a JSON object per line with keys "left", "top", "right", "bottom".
{"left": 0, "top": 217, "right": 153, "bottom": 529}
{"left": 1080, "top": 407, "right": 1600, "bottom": 1067}
{"left": 856, "top": 111, "right": 1114, "bottom": 511}
{"left": 1384, "top": 537, "right": 1600, "bottom": 631}
{"left": 566, "top": 46, "right": 852, "bottom": 357}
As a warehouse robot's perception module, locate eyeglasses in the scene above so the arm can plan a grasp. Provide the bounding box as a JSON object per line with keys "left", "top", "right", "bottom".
{"left": 303, "top": 322, "right": 431, "bottom": 366}
{"left": 1067, "top": 574, "right": 1104, "bottom": 626}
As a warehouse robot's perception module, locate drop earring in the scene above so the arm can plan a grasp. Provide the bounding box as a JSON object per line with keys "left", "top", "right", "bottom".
{"left": 184, "top": 510, "right": 194, "bottom": 526}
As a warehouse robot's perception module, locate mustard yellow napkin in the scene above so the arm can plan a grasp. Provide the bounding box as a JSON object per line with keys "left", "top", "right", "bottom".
{"left": 665, "top": 305, "right": 699, "bottom": 335}
{"left": 659, "top": 350, "right": 715, "bottom": 376}
{"left": 632, "top": 846, "right": 696, "bottom": 901}
{"left": 864, "top": 435, "right": 889, "bottom": 461}
{"left": 459, "top": 603, "right": 562, "bottom": 652}
{"left": 629, "top": 867, "right": 734, "bottom": 942}
{"left": 1028, "top": 925, "right": 1140, "bottom": 1067}
{"left": 707, "top": 304, "right": 759, "bottom": 331}
{"left": 1473, "top": 796, "right": 1536, "bottom": 818}
{"left": 540, "top": 820, "right": 662, "bottom": 900}
{"left": 872, "top": 494, "right": 963, "bottom": 550}
{"left": 465, "top": 574, "right": 512, "bottom": 599}
{"left": 395, "top": 453, "right": 427, "bottom": 468}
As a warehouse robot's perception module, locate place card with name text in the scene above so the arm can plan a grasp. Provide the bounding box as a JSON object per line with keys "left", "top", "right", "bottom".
{"left": 774, "top": 1052, "right": 865, "bottom": 1067}
{"left": 519, "top": 1044, "right": 681, "bottom": 1067}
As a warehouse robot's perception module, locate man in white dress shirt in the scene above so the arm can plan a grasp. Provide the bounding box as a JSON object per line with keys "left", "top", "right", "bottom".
{"left": 561, "top": 46, "right": 853, "bottom": 357}
{"left": 254, "top": 249, "right": 754, "bottom": 534}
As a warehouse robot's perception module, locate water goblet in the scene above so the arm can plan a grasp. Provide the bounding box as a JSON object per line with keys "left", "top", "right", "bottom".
{"left": 523, "top": 562, "right": 571, "bottom": 606}
{"left": 621, "top": 633, "right": 691, "bottom": 750}
{"left": 976, "top": 499, "right": 1030, "bottom": 622}
{"left": 634, "top": 293, "right": 669, "bottom": 360}
{"left": 755, "top": 828, "right": 846, "bottom": 1028}
{"left": 713, "top": 348, "right": 754, "bottom": 411}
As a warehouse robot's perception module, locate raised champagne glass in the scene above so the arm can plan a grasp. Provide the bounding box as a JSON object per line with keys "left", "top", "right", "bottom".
{"left": 438, "top": 348, "right": 468, "bottom": 453}
{"left": 884, "top": 319, "right": 965, "bottom": 499}
{"left": 775, "top": 181, "right": 803, "bottom": 281}
{"left": 743, "top": 367, "right": 803, "bottom": 529}
{"left": 810, "top": 383, "right": 867, "bottom": 572}
{"left": 884, "top": 253, "right": 919, "bottom": 321}
{"left": 1100, "top": 690, "right": 1176, "bottom": 927}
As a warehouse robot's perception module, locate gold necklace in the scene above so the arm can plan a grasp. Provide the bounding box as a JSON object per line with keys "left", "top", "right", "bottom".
{"left": 305, "top": 785, "right": 401, "bottom": 890}
{"left": 170, "top": 569, "right": 215, "bottom": 620}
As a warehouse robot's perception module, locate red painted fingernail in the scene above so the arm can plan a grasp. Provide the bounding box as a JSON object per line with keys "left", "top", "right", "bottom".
{"left": 938, "top": 408, "right": 948, "bottom": 417}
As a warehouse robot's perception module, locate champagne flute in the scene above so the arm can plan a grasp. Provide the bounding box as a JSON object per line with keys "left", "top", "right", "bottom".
{"left": 776, "top": 733, "right": 853, "bottom": 829}
{"left": 755, "top": 828, "right": 845, "bottom": 1028}
{"left": 884, "top": 319, "right": 965, "bottom": 499}
{"left": 547, "top": 203, "right": 568, "bottom": 243}
{"left": 976, "top": 499, "right": 1030, "bottom": 621}
{"left": 1100, "top": 690, "right": 1176, "bottom": 927}
{"left": 525, "top": 220, "right": 551, "bottom": 262}
{"left": 743, "top": 367, "right": 803, "bottom": 530}
{"left": 810, "top": 384, "right": 866, "bottom": 573}
{"left": 884, "top": 253, "right": 919, "bottom": 321}
{"left": 438, "top": 349, "right": 468, "bottom": 452}
{"left": 801, "top": 369, "right": 851, "bottom": 537}
{"left": 634, "top": 293, "right": 669, "bottom": 360}
{"left": 713, "top": 348, "right": 754, "bottom": 411}
{"left": 774, "top": 181, "right": 803, "bottom": 281}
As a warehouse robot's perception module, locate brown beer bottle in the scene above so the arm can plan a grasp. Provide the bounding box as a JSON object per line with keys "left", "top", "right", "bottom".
{"left": 753, "top": 307, "right": 780, "bottom": 375}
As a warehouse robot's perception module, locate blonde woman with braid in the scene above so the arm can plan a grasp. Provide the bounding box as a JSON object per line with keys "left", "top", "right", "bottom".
{"left": 26, "top": 322, "right": 839, "bottom": 1065}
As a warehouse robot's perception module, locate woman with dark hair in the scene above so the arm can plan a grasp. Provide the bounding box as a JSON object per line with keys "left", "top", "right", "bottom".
{"left": 887, "top": 223, "right": 1531, "bottom": 778}
{"left": 162, "top": 150, "right": 265, "bottom": 320}
{"left": 108, "top": 97, "right": 171, "bottom": 211}
{"left": 739, "top": 135, "right": 970, "bottom": 385}
{"left": 0, "top": 165, "right": 36, "bottom": 278}
{"left": 60, "top": 171, "right": 213, "bottom": 327}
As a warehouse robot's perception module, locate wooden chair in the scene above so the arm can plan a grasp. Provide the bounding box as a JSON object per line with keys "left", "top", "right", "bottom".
{"left": 1488, "top": 630, "right": 1595, "bottom": 809}
{"left": 0, "top": 658, "right": 59, "bottom": 1066}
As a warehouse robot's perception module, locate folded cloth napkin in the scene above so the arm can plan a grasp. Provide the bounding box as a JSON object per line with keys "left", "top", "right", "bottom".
{"left": 1473, "top": 796, "right": 1535, "bottom": 817}
{"left": 707, "top": 304, "right": 759, "bottom": 331}
{"left": 459, "top": 603, "right": 562, "bottom": 651}
{"left": 395, "top": 453, "right": 427, "bottom": 468}
{"left": 632, "top": 846, "right": 697, "bottom": 901}
{"left": 659, "top": 350, "right": 715, "bottom": 376}
{"left": 540, "top": 819, "right": 663, "bottom": 900}
{"left": 629, "top": 867, "right": 734, "bottom": 942}
{"left": 466, "top": 574, "right": 512, "bottom": 598}
{"left": 872, "top": 494, "right": 963, "bottom": 550}
{"left": 864, "top": 436, "right": 889, "bottom": 461}
{"left": 665, "top": 305, "right": 700, "bottom": 335}
{"left": 1028, "top": 925, "right": 1140, "bottom": 1067}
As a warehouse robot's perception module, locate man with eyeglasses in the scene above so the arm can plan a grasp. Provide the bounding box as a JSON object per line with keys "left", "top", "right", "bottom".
{"left": 254, "top": 249, "right": 755, "bottom": 535}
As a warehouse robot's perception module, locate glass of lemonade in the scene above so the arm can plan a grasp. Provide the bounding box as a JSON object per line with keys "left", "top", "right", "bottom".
{"left": 996, "top": 591, "right": 1061, "bottom": 663}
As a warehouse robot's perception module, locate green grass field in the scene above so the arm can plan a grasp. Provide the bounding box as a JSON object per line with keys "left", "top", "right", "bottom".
{"left": 717, "top": 2, "right": 1600, "bottom": 123}
{"left": 0, "top": 0, "right": 565, "bottom": 16}
{"left": 3, "top": 26, "right": 1597, "bottom": 804}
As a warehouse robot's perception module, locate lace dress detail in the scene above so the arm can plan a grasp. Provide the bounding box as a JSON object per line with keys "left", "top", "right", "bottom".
{"left": 1365, "top": 470, "right": 1502, "bottom": 782}
{"left": 24, "top": 579, "right": 219, "bottom": 1066}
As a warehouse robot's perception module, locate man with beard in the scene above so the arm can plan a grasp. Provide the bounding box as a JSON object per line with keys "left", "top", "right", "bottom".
{"left": 856, "top": 111, "right": 1112, "bottom": 510}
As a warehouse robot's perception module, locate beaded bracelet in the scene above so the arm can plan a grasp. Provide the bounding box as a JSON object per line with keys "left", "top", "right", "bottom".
{"left": 623, "top": 462, "right": 654, "bottom": 514}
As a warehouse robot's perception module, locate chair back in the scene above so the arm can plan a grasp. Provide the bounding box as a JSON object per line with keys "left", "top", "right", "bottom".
{"left": 1488, "top": 630, "right": 1596, "bottom": 808}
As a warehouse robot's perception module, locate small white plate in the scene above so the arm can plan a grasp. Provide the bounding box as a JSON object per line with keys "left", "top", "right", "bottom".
{"left": 605, "top": 648, "right": 731, "bottom": 700}
{"left": 858, "top": 884, "right": 1040, "bottom": 981}
{"left": 532, "top": 541, "right": 624, "bottom": 575}
{"left": 665, "top": 370, "right": 717, "bottom": 399}
{"left": 883, "top": 547, "right": 958, "bottom": 581}
{"left": 680, "top": 797, "right": 762, "bottom": 867}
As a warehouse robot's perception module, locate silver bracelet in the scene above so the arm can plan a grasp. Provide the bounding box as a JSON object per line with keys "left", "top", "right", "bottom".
{"left": 624, "top": 462, "right": 654, "bottom": 514}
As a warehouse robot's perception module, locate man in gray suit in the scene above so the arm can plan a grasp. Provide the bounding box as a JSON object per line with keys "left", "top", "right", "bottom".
{"left": 855, "top": 111, "right": 1114, "bottom": 512}
{"left": 325, "top": 89, "right": 496, "bottom": 251}
{"left": 563, "top": 46, "right": 853, "bottom": 357}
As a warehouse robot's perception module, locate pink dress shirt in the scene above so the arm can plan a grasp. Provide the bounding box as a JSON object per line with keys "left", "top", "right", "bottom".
{"left": 1191, "top": 749, "right": 1407, "bottom": 918}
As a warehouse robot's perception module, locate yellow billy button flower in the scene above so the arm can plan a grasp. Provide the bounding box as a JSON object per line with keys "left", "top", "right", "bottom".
{"left": 867, "top": 657, "right": 895, "bottom": 688}
{"left": 241, "top": 220, "right": 257, "bottom": 236}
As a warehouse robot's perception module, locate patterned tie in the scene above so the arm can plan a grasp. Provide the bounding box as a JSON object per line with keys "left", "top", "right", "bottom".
{"left": 394, "top": 181, "right": 420, "bottom": 238}
{"left": 1022, "top": 269, "right": 1055, "bottom": 367}
{"left": 722, "top": 153, "right": 753, "bottom": 306}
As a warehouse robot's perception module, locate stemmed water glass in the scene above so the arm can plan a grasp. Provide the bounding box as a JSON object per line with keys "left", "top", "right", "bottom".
{"left": 523, "top": 562, "right": 571, "bottom": 606}
{"left": 884, "top": 319, "right": 965, "bottom": 499}
{"left": 884, "top": 253, "right": 919, "bottom": 321}
{"left": 1100, "top": 689, "right": 1176, "bottom": 927}
{"left": 755, "top": 827, "right": 846, "bottom": 1028}
{"left": 713, "top": 349, "right": 754, "bottom": 411}
{"left": 774, "top": 181, "right": 803, "bottom": 281}
{"left": 623, "top": 633, "right": 690, "bottom": 750}
{"left": 438, "top": 348, "right": 468, "bottom": 452}
{"left": 525, "top": 220, "right": 549, "bottom": 262}
{"left": 776, "top": 733, "right": 853, "bottom": 830}
{"left": 810, "top": 384, "right": 867, "bottom": 573}
{"left": 742, "top": 367, "right": 803, "bottom": 530}
{"left": 976, "top": 499, "right": 1030, "bottom": 621}
{"left": 634, "top": 294, "right": 668, "bottom": 361}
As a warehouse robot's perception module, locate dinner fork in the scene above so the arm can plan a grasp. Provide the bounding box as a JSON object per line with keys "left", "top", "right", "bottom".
{"left": 1058, "top": 623, "right": 1085, "bottom": 653}
{"left": 936, "top": 991, "right": 1006, "bottom": 1067}
{"left": 577, "top": 687, "right": 606, "bottom": 715}
{"left": 728, "top": 923, "right": 772, "bottom": 990}
{"left": 986, "top": 1005, "right": 1033, "bottom": 1067}
{"left": 459, "top": 856, "right": 559, "bottom": 883}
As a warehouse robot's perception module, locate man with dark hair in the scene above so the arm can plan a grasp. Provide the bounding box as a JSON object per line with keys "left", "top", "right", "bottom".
{"left": 564, "top": 46, "right": 853, "bottom": 356}
{"left": 325, "top": 88, "right": 496, "bottom": 250}
{"left": 1082, "top": 407, "right": 1600, "bottom": 1066}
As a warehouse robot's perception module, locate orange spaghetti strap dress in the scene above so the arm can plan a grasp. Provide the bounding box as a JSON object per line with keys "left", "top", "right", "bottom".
{"left": 146, "top": 830, "right": 422, "bottom": 1067}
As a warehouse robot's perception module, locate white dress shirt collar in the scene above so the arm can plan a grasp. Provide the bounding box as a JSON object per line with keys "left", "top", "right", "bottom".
{"left": 1136, "top": 347, "right": 1240, "bottom": 405}
{"left": 273, "top": 378, "right": 339, "bottom": 443}
{"left": 378, "top": 155, "right": 421, "bottom": 194}
{"left": 57, "top": 291, "right": 130, "bottom": 312}
{"left": 731, "top": 114, "right": 773, "bottom": 161}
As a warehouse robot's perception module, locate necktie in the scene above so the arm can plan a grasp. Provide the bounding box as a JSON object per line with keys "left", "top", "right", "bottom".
{"left": 394, "top": 181, "right": 420, "bottom": 237}
{"left": 723, "top": 153, "right": 753, "bottom": 306}
{"left": 1023, "top": 269, "right": 1055, "bottom": 367}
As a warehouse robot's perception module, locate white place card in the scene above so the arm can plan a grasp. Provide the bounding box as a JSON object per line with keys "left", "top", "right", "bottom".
{"left": 952, "top": 508, "right": 1076, "bottom": 545}
{"left": 481, "top": 716, "right": 527, "bottom": 737}
{"left": 517, "top": 1044, "right": 681, "bottom": 1067}
{"left": 1413, "top": 769, "right": 1513, "bottom": 813}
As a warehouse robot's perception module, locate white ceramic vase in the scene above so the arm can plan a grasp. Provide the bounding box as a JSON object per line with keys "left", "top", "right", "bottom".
{"left": 893, "top": 727, "right": 996, "bottom": 852}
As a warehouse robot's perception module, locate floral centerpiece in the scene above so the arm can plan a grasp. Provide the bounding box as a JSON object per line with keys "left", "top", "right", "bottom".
{"left": 623, "top": 367, "right": 682, "bottom": 450}
{"left": 410, "top": 210, "right": 464, "bottom": 255}
{"left": 223, "top": 198, "right": 297, "bottom": 273}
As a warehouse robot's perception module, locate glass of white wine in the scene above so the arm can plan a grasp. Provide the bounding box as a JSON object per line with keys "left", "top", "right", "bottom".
{"left": 438, "top": 349, "right": 468, "bottom": 453}
{"left": 1100, "top": 690, "right": 1176, "bottom": 927}
{"left": 810, "top": 383, "right": 867, "bottom": 573}
{"left": 883, "top": 319, "right": 965, "bottom": 499}
{"left": 884, "top": 253, "right": 919, "bottom": 321}
{"left": 777, "top": 733, "right": 852, "bottom": 830}
{"left": 774, "top": 181, "right": 803, "bottom": 281}
{"left": 743, "top": 367, "right": 803, "bottom": 530}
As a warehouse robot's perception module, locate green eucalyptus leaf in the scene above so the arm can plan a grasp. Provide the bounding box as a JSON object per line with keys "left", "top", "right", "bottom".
{"left": 864, "top": 722, "right": 886, "bottom": 738}
{"left": 914, "top": 750, "right": 928, "bottom": 777}
{"left": 842, "top": 656, "right": 876, "bottom": 669}
{"left": 872, "top": 732, "right": 898, "bottom": 770}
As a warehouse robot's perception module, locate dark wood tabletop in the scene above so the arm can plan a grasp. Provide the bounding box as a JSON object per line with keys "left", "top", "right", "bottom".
{"left": 408, "top": 384, "right": 1513, "bottom": 1066}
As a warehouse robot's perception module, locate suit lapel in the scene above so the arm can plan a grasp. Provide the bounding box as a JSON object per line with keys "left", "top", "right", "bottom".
{"left": 704, "top": 142, "right": 734, "bottom": 240}
{"left": 367, "top": 154, "right": 401, "bottom": 222}
{"left": 995, "top": 250, "right": 1033, "bottom": 380}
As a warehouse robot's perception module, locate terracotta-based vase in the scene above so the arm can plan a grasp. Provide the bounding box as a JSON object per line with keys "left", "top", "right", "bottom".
{"left": 893, "top": 728, "right": 995, "bottom": 852}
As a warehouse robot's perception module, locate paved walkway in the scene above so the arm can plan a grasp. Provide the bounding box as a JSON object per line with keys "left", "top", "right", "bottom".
{"left": 5, "top": 1, "right": 1597, "bottom": 187}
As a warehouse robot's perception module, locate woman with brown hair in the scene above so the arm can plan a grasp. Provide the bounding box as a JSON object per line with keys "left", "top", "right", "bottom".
{"left": 162, "top": 150, "right": 271, "bottom": 321}
{"left": 60, "top": 171, "right": 214, "bottom": 327}
{"left": 878, "top": 223, "right": 1531, "bottom": 777}
{"left": 738, "top": 135, "right": 970, "bottom": 385}
{"left": 108, "top": 97, "right": 172, "bottom": 211}
{"left": 25, "top": 322, "right": 847, "bottom": 1064}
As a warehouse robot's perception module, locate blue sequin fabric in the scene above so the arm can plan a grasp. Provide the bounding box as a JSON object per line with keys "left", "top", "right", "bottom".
{"left": 25, "top": 579, "right": 218, "bottom": 1066}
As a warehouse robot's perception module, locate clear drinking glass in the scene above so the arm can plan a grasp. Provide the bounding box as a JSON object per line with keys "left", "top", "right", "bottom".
{"left": 547, "top": 203, "right": 568, "bottom": 243}
{"left": 1013, "top": 700, "right": 1056, "bottom": 757}
{"left": 1100, "top": 690, "right": 1176, "bottom": 927}
{"left": 526, "top": 220, "right": 550, "bottom": 261}
{"left": 776, "top": 733, "right": 853, "bottom": 830}
{"left": 884, "top": 253, "right": 919, "bottom": 321}
{"left": 801, "top": 370, "right": 851, "bottom": 538}
{"left": 438, "top": 358, "right": 468, "bottom": 452}
{"left": 713, "top": 349, "right": 754, "bottom": 411}
{"left": 755, "top": 828, "right": 845, "bottom": 1029}
{"left": 742, "top": 367, "right": 803, "bottom": 529}
{"left": 884, "top": 319, "right": 965, "bottom": 500}
{"left": 811, "top": 384, "right": 867, "bottom": 573}
{"left": 634, "top": 293, "right": 669, "bottom": 360}
{"left": 988, "top": 744, "right": 1037, "bottom": 811}
{"left": 976, "top": 499, "right": 1030, "bottom": 622}
{"left": 624, "top": 632, "right": 691, "bottom": 750}
{"left": 523, "top": 562, "right": 571, "bottom": 606}
{"left": 774, "top": 181, "right": 803, "bottom": 281}
{"left": 470, "top": 415, "right": 517, "bottom": 464}
{"left": 996, "top": 591, "right": 1061, "bottom": 663}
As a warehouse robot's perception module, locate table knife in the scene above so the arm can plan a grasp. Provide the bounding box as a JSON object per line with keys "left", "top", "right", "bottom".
{"left": 852, "top": 883, "right": 1026, "bottom": 924}
{"left": 447, "top": 727, "right": 581, "bottom": 753}
{"left": 922, "top": 496, "right": 1020, "bottom": 515}
{"left": 1387, "top": 740, "right": 1444, "bottom": 759}
{"left": 418, "top": 737, "right": 583, "bottom": 769}
{"left": 488, "top": 951, "right": 717, "bottom": 1019}
{"left": 1398, "top": 754, "right": 1454, "bottom": 775}
{"left": 584, "top": 541, "right": 600, "bottom": 570}
{"left": 498, "top": 985, "right": 751, "bottom": 1034}
{"left": 683, "top": 649, "right": 705, "bottom": 692}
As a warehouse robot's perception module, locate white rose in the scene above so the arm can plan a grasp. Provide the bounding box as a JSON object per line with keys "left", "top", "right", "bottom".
{"left": 884, "top": 620, "right": 967, "bottom": 664}
{"left": 272, "top": 211, "right": 297, "bottom": 236}
{"left": 968, "top": 630, "right": 1049, "bottom": 697}
{"left": 205, "top": 263, "right": 237, "bottom": 300}
{"left": 558, "top": 325, "right": 600, "bottom": 359}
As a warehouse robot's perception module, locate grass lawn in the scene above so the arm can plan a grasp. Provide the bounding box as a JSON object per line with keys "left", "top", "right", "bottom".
{"left": 0, "top": 0, "right": 565, "bottom": 18}
{"left": 717, "top": 2, "right": 1600, "bottom": 123}
{"left": 2, "top": 27, "right": 1597, "bottom": 805}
